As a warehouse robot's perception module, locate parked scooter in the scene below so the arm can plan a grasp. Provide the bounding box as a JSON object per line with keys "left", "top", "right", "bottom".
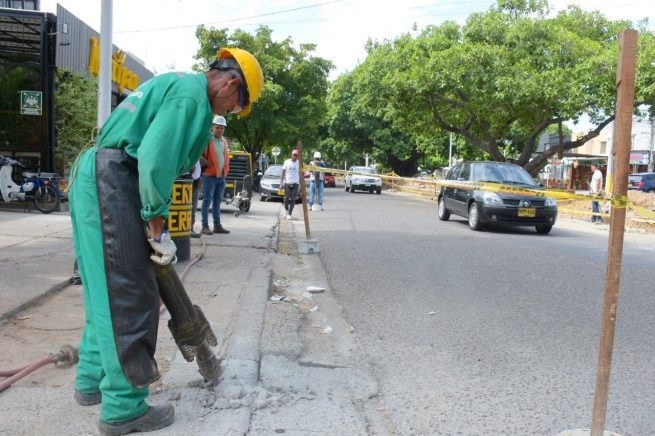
{"left": 0, "top": 155, "right": 60, "bottom": 214}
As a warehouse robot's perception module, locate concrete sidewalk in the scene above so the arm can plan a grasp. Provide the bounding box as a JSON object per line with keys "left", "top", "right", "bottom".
{"left": 0, "top": 202, "right": 281, "bottom": 435}
{"left": 0, "top": 210, "right": 75, "bottom": 322}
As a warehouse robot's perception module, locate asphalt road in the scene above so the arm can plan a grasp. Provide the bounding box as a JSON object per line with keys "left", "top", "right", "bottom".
{"left": 309, "top": 185, "right": 655, "bottom": 435}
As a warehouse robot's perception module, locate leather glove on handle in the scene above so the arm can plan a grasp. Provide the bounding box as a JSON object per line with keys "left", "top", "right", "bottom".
{"left": 148, "top": 231, "right": 177, "bottom": 265}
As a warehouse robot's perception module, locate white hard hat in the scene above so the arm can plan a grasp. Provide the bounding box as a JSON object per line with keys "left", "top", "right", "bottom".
{"left": 212, "top": 115, "right": 227, "bottom": 126}
{"left": 314, "top": 151, "right": 321, "bottom": 159}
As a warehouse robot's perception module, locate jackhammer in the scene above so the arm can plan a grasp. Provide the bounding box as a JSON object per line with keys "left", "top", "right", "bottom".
{"left": 156, "top": 264, "right": 221, "bottom": 384}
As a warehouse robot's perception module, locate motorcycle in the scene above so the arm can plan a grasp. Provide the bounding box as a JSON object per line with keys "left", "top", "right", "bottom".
{"left": 0, "top": 155, "right": 61, "bottom": 214}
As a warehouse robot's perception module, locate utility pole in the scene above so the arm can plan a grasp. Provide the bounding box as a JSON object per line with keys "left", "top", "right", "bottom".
{"left": 590, "top": 29, "right": 638, "bottom": 436}
{"left": 97, "top": 0, "right": 113, "bottom": 127}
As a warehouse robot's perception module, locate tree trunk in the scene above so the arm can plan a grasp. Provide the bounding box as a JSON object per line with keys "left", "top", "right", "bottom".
{"left": 387, "top": 151, "right": 420, "bottom": 177}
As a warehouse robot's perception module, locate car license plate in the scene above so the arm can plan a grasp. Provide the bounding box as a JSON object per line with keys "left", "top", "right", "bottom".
{"left": 518, "top": 207, "right": 536, "bottom": 217}
{"left": 276, "top": 189, "right": 284, "bottom": 196}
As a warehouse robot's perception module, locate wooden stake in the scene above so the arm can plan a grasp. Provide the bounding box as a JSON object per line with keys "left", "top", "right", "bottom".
{"left": 590, "top": 29, "right": 638, "bottom": 436}
{"left": 296, "top": 140, "right": 312, "bottom": 240}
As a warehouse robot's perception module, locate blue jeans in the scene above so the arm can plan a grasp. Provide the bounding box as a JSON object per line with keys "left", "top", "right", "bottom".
{"left": 309, "top": 180, "right": 324, "bottom": 207}
{"left": 201, "top": 176, "right": 226, "bottom": 227}
{"left": 591, "top": 200, "right": 601, "bottom": 222}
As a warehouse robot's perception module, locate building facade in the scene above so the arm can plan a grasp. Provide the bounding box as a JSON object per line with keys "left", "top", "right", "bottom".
{"left": 0, "top": 3, "right": 153, "bottom": 172}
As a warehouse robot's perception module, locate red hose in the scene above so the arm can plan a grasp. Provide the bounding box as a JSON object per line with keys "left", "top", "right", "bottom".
{"left": 0, "top": 345, "right": 78, "bottom": 393}
{"left": 0, "top": 365, "right": 30, "bottom": 377}
{"left": 0, "top": 356, "right": 54, "bottom": 392}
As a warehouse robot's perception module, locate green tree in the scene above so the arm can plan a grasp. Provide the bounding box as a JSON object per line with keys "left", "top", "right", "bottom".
{"left": 323, "top": 47, "right": 446, "bottom": 176}
{"left": 54, "top": 69, "right": 97, "bottom": 174}
{"left": 355, "top": 0, "right": 655, "bottom": 175}
{"left": 193, "top": 26, "right": 333, "bottom": 164}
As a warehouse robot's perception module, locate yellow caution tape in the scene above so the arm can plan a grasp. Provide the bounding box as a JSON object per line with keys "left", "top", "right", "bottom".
{"left": 627, "top": 202, "right": 655, "bottom": 219}
{"left": 558, "top": 207, "right": 610, "bottom": 217}
{"left": 612, "top": 195, "right": 628, "bottom": 209}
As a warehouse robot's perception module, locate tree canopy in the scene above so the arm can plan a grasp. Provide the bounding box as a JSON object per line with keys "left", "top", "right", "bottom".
{"left": 193, "top": 26, "right": 333, "bottom": 165}
{"left": 324, "top": 0, "right": 655, "bottom": 175}
{"left": 54, "top": 69, "right": 97, "bottom": 174}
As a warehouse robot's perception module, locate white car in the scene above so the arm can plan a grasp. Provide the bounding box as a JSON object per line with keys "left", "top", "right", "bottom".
{"left": 345, "top": 166, "right": 382, "bottom": 194}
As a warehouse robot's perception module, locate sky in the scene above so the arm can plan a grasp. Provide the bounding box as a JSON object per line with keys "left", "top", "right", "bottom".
{"left": 40, "top": 0, "right": 654, "bottom": 77}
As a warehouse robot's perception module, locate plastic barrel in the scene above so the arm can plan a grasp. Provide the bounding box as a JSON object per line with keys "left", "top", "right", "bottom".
{"left": 169, "top": 179, "right": 193, "bottom": 262}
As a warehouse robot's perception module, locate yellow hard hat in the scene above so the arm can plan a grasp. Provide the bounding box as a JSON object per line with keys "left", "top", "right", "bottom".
{"left": 216, "top": 48, "right": 264, "bottom": 117}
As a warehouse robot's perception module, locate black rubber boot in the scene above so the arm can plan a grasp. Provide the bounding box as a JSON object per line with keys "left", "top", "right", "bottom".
{"left": 74, "top": 390, "right": 101, "bottom": 406}
{"left": 213, "top": 225, "right": 230, "bottom": 234}
{"left": 98, "top": 404, "right": 175, "bottom": 435}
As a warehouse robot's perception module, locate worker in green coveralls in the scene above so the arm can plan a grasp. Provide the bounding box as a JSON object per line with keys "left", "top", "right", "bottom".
{"left": 69, "top": 48, "right": 263, "bottom": 435}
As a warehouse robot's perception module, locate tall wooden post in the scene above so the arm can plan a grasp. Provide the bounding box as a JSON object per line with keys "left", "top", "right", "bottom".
{"left": 590, "top": 29, "right": 638, "bottom": 436}
{"left": 296, "top": 140, "right": 311, "bottom": 240}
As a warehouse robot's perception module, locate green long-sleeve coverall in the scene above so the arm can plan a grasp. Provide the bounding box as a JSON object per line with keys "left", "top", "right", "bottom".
{"left": 70, "top": 72, "right": 212, "bottom": 422}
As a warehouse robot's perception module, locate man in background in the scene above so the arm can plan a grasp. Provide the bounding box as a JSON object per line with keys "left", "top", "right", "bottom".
{"left": 589, "top": 163, "right": 604, "bottom": 224}
{"left": 309, "top": 151, "right": 327, "bottom": 211}
{"left": 281, "top": 149, "right": 300, "bottom": 220}
{"left": 200, "top": 115, "right": 231, "bottom": 235}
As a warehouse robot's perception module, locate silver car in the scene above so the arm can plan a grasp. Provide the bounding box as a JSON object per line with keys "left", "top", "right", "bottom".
{"left": 345, "top": 166, "right": 382, "bottom": 194}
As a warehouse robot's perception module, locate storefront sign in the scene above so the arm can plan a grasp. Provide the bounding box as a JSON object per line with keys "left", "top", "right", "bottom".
{"left": 629, "top": 151, "right": 650, "bottom": 165}
{"left": 88, "top": 36, "right": 140, "bottom": 92}
{"left": 20, "top": 91, "right": 42, "bottom": 115}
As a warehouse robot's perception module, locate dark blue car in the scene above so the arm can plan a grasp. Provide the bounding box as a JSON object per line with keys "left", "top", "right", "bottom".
{"left": 628, "top": 172, "right": 655, "bottom": 193}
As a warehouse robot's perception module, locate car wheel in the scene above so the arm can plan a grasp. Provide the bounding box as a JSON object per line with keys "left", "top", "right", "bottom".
{"left": 437, "top": 197, "right": 450, "bottom": 221}
{"left": 369, "top": 189, "right": 374, "bottom": 194}
{"left": 350, "top": 186, "right": 356, "bottom": 193}
{"left": 535, "top": 224, "right": 552, "bottom": 234}
{"left": 345, "top": 184, "right": 349, "bottom": 192}
{"left": 259, "top": 194, "right": 266, "bottom": 202}
{"left": 648, "top": 189, "right": 655, "bottom": 194}
{"left": 376, "top": 188, "right": 381, "bottom": 194}
{"left": 468, "top": 202, "right": 483, "bottom": 231}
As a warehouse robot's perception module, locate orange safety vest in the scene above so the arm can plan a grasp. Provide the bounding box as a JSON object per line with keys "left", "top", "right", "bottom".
{"left": 201, "top": 137, "right": 230, "bottom": 177}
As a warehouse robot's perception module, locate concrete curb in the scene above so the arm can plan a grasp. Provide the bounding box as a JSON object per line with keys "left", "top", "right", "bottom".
{"left": 0, "top": 279, "right": 70, "bottom": 324}
{"left": 218, "top": 265, "right": 272, "bottom": 393}
{"left": 212, "top": 256, "right": 272, "bottom": 434}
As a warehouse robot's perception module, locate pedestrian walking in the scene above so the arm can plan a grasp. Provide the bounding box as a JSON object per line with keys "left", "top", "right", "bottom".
{"left": 68, "top": 48, "right": 263, "bottom": 435}
{"left": 281, "top": 149, "right": 301, "bottom": 220}
{"left": 309, "top": 151, "right": 327, "bottom": 211}
{"left": 589, "top": 163, "right": 604, "bottom": 223}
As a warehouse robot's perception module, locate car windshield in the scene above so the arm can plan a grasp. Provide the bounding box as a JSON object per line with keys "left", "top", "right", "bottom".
{"left": 264, "top": 166, "right": 283, "bottom": 177}
{"left": 629, "top": 175, "right": 643, "bottom": 181}
{"left": 353, "top": 167, "right": 375, "bottom": 174}
{"left": 471, "top": 163, "right": 537, "bottom": 186}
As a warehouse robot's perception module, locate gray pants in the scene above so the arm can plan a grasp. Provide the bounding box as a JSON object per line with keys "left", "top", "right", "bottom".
{"left": 284, "top": 183, "right": 299, "bottom": 215}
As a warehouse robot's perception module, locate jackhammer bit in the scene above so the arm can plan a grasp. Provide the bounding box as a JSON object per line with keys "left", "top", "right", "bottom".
{"left": 155, "top": 264, "right": 221, "bottom": 384}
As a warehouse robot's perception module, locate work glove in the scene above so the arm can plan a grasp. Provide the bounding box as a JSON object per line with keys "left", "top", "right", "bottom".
{"left": 148, "top": 231, "right": 177, "bottom": 265}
